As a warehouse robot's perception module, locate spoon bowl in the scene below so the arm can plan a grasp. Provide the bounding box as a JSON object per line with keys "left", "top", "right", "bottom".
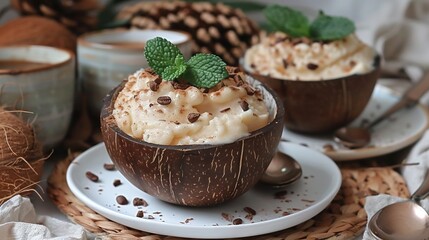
{"left": 335, "top": 71, "right": 429, "bottom": 149}
{"left": 368, "top": 169, "right": 429, "bottom": 239}
{"left": 369, "top": 201, "right": 429, "bottom": 240}
{"left": 259, "top": 151, "right": 303, "bottom": 188}
{"left": 334, "top": 127, "right": 371, "bottom": 149}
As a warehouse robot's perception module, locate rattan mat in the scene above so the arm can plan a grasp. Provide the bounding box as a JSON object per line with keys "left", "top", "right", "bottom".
{"left": 47, "top": 152, "right": 410, "bottom": 240}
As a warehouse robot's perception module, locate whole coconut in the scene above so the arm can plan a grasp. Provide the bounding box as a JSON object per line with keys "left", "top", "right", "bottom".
{"left": 0, "top": 107, "right": 45, "bottom": 205}
{"left": 0, "top": 16, "right": 76, "bottom": 53}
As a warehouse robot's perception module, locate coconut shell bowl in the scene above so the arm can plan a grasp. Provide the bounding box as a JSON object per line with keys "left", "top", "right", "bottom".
{"left": 242, "top": 56, "right": 381, "bottom": 134}
{"left": 100, "top": 76, "right": 284, "bottom": 207}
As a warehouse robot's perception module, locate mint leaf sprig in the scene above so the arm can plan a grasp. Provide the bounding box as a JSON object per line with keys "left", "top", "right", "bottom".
{"left": 144, "top": 37, "right": 228, "bottom": 88}
{"left": 263, "top": 5, "right": 355, "bottom": 41}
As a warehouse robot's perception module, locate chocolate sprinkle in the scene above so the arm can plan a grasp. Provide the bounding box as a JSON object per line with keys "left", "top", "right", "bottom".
{"left": 187, "top": 113, "right": 200, "bottom": 123}
{"left": 113, "top": 179, "right": 122, "bottom": 187}
{"left": 232, "top": 218, "right": 243, "bottom": 225}
{"left": 103, "top": 163, "right": 115, "bottom": 171}
{"left": 136, "top": 210, "right": 144, "bottom": 218}
{"left": 154, "top": 76, "right": 162, "bottom": 84}
{"left": 133, "top": 197, "right": 148, "bottom": 207}
{"left": 157, "top": 96, "right": 171, "bottom": 105}
{"left": 220, "top": 107, "right": 231, "bottom": 113}
{"left": 243, "top": 207, "right": 256, "bottom": 216}
{"left": 282, "top": 59, "right": 289, "bottom": 69}
{"left": 239, "top": 100, "right": 249, "bottom": 111}
{"left": 149, "top": 81, "right": 159, "bottom": 91}
{"left": 244, "top": 85, "right": 255, "bottom": 95}
{"left": 85, "top": 171, "right": 98, "bottom": 182}
{"left": 307, "top": 63, "right": 319, "bottom": 70}
{"left": 116, "top": 195, "right": 128, "bottom": 205}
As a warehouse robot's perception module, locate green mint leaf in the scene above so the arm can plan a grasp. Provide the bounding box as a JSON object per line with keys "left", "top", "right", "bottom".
{"left": 263, "top": 4, "right": 310, "bottom": 37}
{"left": 184, "top": 54, "right": 228, "bottom": 88}
{"left": 310, "top": 12, "right": 355, "bottom": 41}
{"left": 161, "top": 55, "right": 187, "bottom": 80}
{"left": 144, "top": 37, "right": 184, "bottom": 77}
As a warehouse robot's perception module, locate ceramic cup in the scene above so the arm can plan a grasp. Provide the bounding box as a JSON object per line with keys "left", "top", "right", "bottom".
{"left": 0, "top": 45, "right": 75, "bottom": 148}
{"left": 78, "top": 29, "right": 192, "bottom": 115}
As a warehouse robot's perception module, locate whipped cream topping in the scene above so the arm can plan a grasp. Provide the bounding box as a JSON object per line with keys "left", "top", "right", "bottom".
{"left": 113, "top": 68, "right": 269, "bottom": 145}
{"left": 244, "top": 32, "right": 376, "bottom": 80}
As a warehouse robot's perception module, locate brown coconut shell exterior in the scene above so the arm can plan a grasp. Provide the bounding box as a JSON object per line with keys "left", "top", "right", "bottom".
{"left": 101, "top": 80, "right": 284, "bottom": 207}
{"left": 244, "top": 56, "right": 381, "bottom": 133}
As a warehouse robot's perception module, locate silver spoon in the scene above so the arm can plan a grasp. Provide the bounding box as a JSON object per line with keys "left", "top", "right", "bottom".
{"left": 368, "top": 171, "right": 429, "bottom": 240}
{"left": 335, "top": 72, "right": 429, "bottom": 148}
{"left": 260, "top": 151, "right": 302, "bottom": 188}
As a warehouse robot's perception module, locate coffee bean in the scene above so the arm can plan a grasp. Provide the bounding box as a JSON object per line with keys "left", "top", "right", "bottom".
{"left": 149, "top": 81, "right": 159, "bottom": 91}
{"left": 232, "top": 218, "right": 243, "bottom": 225}
{"left": 307, "top": 63, "right": 319, "bottom": 70}
{"left": 136, "top": 210, "right": 144, "bottom": 218}
{"left": 239, "top": 100, "right": 249, "bottom": 111}
{"left": 113, "top": 179, "right": 122, "bottom": 187}
{"left": 171, "top": 81, "right": 190, "bottom": 90}
{"left": 103, "top": 163, "right": 115, "bottom": 171}
{"left": 187, "top": 113, "right": 200, "bottom": 123}
{"left": 133, "top": 197, "right": 148, "bottom": 207}
{"left": 116, "top": 195, "right": 128, "bottom": 205}
{"left": 154, "top": 76, "right": 162, "bottom": 84}
{"left": 86, "top": 171, "right": 98, "bottom": 182}
{"left": 243, "top": 207, "right": 256, "bottom": 215}
{"left": 157, "top": 96, "right": 171, "bottom": 105}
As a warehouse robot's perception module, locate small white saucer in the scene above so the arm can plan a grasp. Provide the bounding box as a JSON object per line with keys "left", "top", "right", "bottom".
{"left": 282, "top": 84, "right": 429, "bottom": 161}
{"left": 66, "top": 142, "right": 341, "bottom": 239}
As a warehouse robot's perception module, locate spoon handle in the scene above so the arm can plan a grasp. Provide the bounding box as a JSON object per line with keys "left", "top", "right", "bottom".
{"left": 367, "top": 72, "right": 429, "bottom": 129}
{"left": 411, "top": 171, "right": 429, "bottom": 202}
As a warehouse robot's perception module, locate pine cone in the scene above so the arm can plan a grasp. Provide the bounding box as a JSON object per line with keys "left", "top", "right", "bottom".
{"left": 10, "top": 0, "right": 99, "bottom": 34}
{"left": 117, "top": 1, "right": 260, "bottom": 66}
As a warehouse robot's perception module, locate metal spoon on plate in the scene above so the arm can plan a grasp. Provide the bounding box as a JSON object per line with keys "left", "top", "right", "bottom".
{"left": 368, "top": 171, "right": 429, "bottom": 240}
{"left": 334, "top": 72, "right": 429, "bottom": 148}
{"left": 260, "top": 151, "right": 302, "bottom": 188}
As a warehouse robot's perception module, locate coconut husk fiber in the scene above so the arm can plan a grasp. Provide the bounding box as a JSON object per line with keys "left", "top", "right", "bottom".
{"left": 0, "top": 107, "right": 45, "bottom": 205}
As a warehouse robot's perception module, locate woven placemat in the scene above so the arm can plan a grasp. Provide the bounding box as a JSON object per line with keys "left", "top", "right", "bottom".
{"left": 47, "top": 153, "right": 410, "bottom": 240}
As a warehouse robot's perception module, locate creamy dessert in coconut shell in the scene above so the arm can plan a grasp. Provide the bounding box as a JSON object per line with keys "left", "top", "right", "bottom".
{"left": 244, "top": 32, "right": 376, "bottom": 80}
{"left": 113, "top": 67, "right": 270, "bottom": 145}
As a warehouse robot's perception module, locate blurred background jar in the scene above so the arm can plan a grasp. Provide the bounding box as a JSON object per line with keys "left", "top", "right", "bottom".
{"left": 0, "top": 45, "right": 75, "bottom": 149}
{"left": 77, "top": 29, "right": 192, "bottom": 116}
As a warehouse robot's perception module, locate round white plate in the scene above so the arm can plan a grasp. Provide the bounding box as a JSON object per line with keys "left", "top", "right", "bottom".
{"left": 66, "top": 142, "right": 341, "bottom": 239}
{"left": 282, "top": 84, "right": 429, "bottom": 161}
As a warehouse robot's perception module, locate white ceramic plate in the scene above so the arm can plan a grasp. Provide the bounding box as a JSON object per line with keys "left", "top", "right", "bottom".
{"left": 67, "top": 142, "right": 341, "bottom": 239}
{"left": 282, "top": 84, "right": 429, "bottom": 161}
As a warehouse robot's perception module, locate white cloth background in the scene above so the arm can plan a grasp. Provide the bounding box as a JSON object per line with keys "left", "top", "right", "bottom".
{"left": 0, "top": 195, "right": 86, "bottom": 240}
